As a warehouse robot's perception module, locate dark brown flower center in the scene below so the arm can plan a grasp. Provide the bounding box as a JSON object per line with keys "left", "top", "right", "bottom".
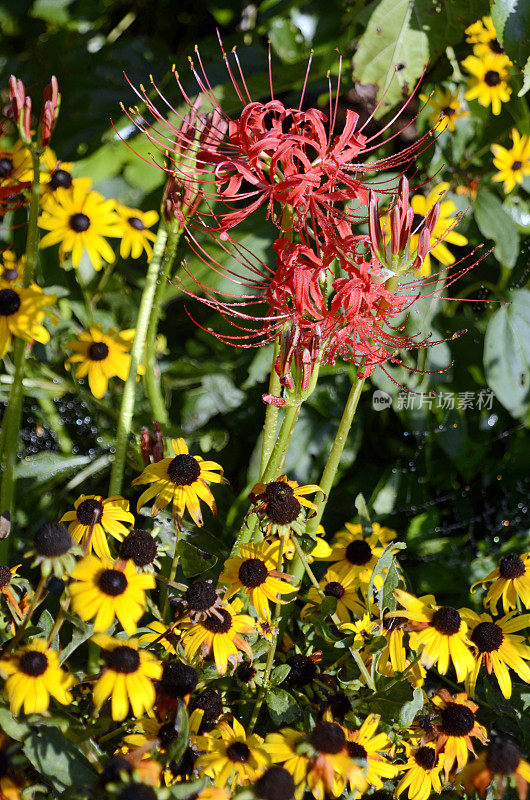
{"left": 0, "top": 158, "right": 13, "bottom": 179}
{"left": 236, "top": 661, "right": 256, "bottom": 683}
{"left": 485, "top": 70, "right": 501, "bottom": 86}
{"left": 34, "top": 521, "right": 72, "bottom": 556}
{"left": 106, "top": 645, "right": 140, "bottom": 673}
{"left": 328, "top": 690, "right": 352, "bottom": 720}
{"left": 226, "top": 741, "right": 250, "bottom": 762}
{"left": 201, "top": 608, "right": 232, "bottom": 634}
{"left": 311, "top": 721, "right": 346, "bottom": 754}
{"left": 414, "top": 746, "right": 438, "bottom": 770}
{"left": 158, "top": 722, "right": 179, "bottom": 749}
{"left": 265, "top": 481, "right": 294, "bottom": 502}
{"left": 69, "top": 212, "right": 91, "bottom": 232}
{"left": 471, "top": 621, "right": 504, "bottom": 653}
{"left": 256, "top": 766, "right": 295, "bottom": 800}
{"left": 439, "top": 702, "right": 475, "bottom": 736}
{"left": 0, "top": 565, "right": 11, "bottom": 588}
{"left": 19, "top": 650, "right": 48, "bottom": 676}
{"left": 0, "top": 288, "right": 21, "bottom": 316}
{"left": 160, "top": 660, "right": 198, "bottom": 697}
{"left": 266, "top": 494, "right": 301, "bottom": 524}
{"left": 238, "top": 557, "right": 268, "bottom": 587}
{"left": 185, "top": 580, "right": 217, "bottom": 611}
{"left": 486, "top": 737, "right": 521, "bottom": 774}
{"left": 489, "top": 39, "right": 505, "bottom": 54}
{"left": 49, "top": 169, "right": 73, "bottom": 190}
{"left": 324, "top": 581, "right": 345, "bottom": 599}
{"left": 442, "top": 106, "right": 456, "bottom": 117}
{"left": 286, "top": 654, "right": 316, "bottom": 686}
{"left": 499, "top": 553, "right": 525, "bottom": 579}
{"left": 345, "top": 539, "right": 372, "bottom": 566}
{"left": 190, "top": 688, "right": 223, "bottom": 724}
{"left": 88, "top": 342, "right": 109, "bottom": 361}
{"left": 128, "top": 216, "right": 145, "bottom": 230}
{"left": 430, "top": 606, "right": 461, "bottom": 635}
{"left": 119, "top": 529, "right": 158, "bottom": 567}
{"left": 348, "top": 742, "right": 367, "bottom": 760}
{"left": 117, "top": 783, "right": 157, "bottom": 800}
{"left": 511, "top": 161, "right": 523, "bottom": 172}
{"left": 167, "top": 454, "right": 201, "bottom": 486}
{"left": 383, "top": 614, "right": 405, "bottom": 631}
{"left": 98, "top": 569, "right": 128, "bottom": 596}
{"left": 3, "top": 268, "right": 18, "bottom": 282}
{"left": 76, "top": 497, "right": 104, "bottom": 525}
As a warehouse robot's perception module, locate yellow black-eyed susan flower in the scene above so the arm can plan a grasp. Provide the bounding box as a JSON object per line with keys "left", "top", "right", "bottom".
{"left": 472, "top": 552, "right": 530, "bottom": 615}
{"left": 0, "top": 140, "right": 33, "bottom": 185}
{"left": 0, "top": 639, "right": 74, "bottom": 714}
{"left": 420, "top": 88, "right": 469, "bottom": 133}
{"left": 38, "top": 186, "right": 122, "bottom": 270}
{"left": 344, "top": 714, "right": 400, "bottom": 794}
{"left": 377, "top": 610, "right": 407, "bottom": 675}
{"left": 193, "top": 717, "right": 269, "bottom": 788}
{"left": 0, "top": 251, "right": 24, "bottom": 283}
{"left": 66, "top": 326, "right": 135, "bottom": 399}
{"left": 92, "top": 634, "right": 162, "bottom": 721}
{"left": 0, "top": 564, "right": 25, "bottom": 622}
{"left": 462, "top": 52, "right": 512, "bottom": 116}
{"left": 409, "top": 183, "right": 468, "bottom": 276}
{"left": 302, "top": 566, "right": 364, "bottom": 623}
{"left": 316, "top": 522, "right": 394, "bottom": 588}
{"left": 491, "top": 132, "right": 530, "bottom": 194}
{"left": 219, "top": 542, "right": 297, "bottom": 620}
{"left": 0, "top": 278, "right": 56, "bottom": 359}
{"left": 461, "top": 608, "right": 530, "bottom": 699}
{"left": 132, "top": 437, "right": 227, "bottom": 526}
{"left": 40, "top": 148, "right": 92, "bottom": 197}
{"left": 396, "top": 744, "right": 445, "bottom": 800}
{"left": 183, "top": 579, "right": 224, "bottom": 623}
{"left": 181, "top": 598, "right": 255, "bottom": 676}
{"left": 60, "top": 494, "right": 134, "bottom": 558}
{"left": 459, "top": 735, "right": 530, "bottom": 799}
{"left": 465, "top": 17, "right": 507, "bottom": 58}
{"left": 390, "top": 590, "right": 475, "bottom": 682}
{"left": 429, "top": 689, "right": 487, "bottom": 780}
{"left": 250, "top": 476, "right": 320, "bottom": 537}
{"left": 115, "top": 204, "right": 159, "bottom": 260}
{"left": 265, "top": 722, "right": 367, "bottom": 800}
{"left": 69, "top": 554, "right": 155, "bottom": 634}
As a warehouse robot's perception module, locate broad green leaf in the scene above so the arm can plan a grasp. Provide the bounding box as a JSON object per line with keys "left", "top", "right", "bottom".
{"left": 399, "top": 686, "right": 424, "bottom": 726}
{"left": 176, "top": 540, "right": 217, "bottom": 577}
{"left": 269, "top": 18, "right": 308, "bottom": 64}
{"left": 164, "top": 702, "right": 190, "bottom": 768}
{"left": 265, "top": 687, "right": 300, "bottom": 724}
{"left": 270, "top": 663, "right": 291, "bottom": 686}
{"left": 368, "top": 541, "right": 406, "bottom": 611}
{"left": 473, "top": 188, "right": 520, "bottom": 268}
{"left": 16, "top": 453, "right": 93, "bottom": 480}
{"left": 492, "top": 0, "right": 530, "bottom": 94}
{"left": 23, "top": 728, "right": 97, "bottom": 792}
{"left": 412, "top": 0, "right": 490, "bottom": 61}
{"left": 169, "top": 779, "right": 210, "bottom": 799}
{"left": 181, "top": 374, "right": 246, "bottom": 432}
{"left": 353, "top": 0, "right": 428, "bottom": 118}
{"left": 484, "top": 289, "right": 530, "bottom": 418}
{"left": 0, "top": 707, "right": 30, "bottom": 741}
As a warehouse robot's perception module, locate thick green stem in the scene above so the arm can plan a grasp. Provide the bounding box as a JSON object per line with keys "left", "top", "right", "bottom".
{"left": 291, "top": 536, "right": 375, "bottom": 691}
{"left": 109, "top": 219, "right": 169, "bottom": 496}
{"left": 305, "top": 373, "right": 366, "bottom": 537}
{"left": 0, "top": 150, "right": 41, "bottom": 538}
{"left": 259, "top": 339, "right": 281, "bottom": 476}
{"left": 144, "top": 223, "right": 183, "bottom": 423}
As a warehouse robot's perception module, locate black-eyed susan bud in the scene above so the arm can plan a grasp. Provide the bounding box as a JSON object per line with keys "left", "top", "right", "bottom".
{"left": 286, "top": 654, "right": 316, "bottom": 687}
{"left": 190, "top": 688, "right": 223, "bottom": 726}
{"left": 236, "top": 661, "right": 257, "bottom": 684}
{"left": 160, "top": 660, "right": 198, "bottom": 698}
{"left": 311, "top": 721, "right": 346, "bottom": 754}
{"left": 30, "top": 521, "right": 77, "bottom": 578}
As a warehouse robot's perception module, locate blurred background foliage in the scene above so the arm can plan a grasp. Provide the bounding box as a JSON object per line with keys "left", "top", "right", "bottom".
{"left": 0, "top": 0, "right": 529, "bottom": 607}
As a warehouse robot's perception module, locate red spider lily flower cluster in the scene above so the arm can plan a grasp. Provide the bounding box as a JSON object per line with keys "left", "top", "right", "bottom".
{"left": 127, "top": 40, "right": 477, "bottom": 397}
{"left": 8, "top": 75, "right": 60, "bottom": 148}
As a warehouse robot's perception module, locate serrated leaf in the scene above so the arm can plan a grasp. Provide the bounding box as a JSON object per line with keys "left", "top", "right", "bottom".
{"left": 484, "top": 289, "right": 530, "bottom": 418}
{"left": 473, "top": 188, "right": 520, "bottom": 268}
{"left": 368, "top": 540, "right": 406, "bottom": 611}
{"left": 353, "top": 0, "right": 429, "bottom": 118}
{"left": 176, "top": 540, "right": 217, "bottom": 578}
{"left": 265, "top": 687, "right": 300, "bottom": 724}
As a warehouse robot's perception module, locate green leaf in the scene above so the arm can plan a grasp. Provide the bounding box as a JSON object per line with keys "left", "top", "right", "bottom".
{"left": 399, "top": 686, "right": 424, "bottom": 727}
{"left": 368, "top": 540, "right": 406, "bottom": 611}
{"left": 473, "top": 188, "right": 520, "bottom": 268}
{"left": 169, "top": 779, "right": 210, "bottom": 799}
{"left": 181, "top": 374, "right": 246, "bottom": 432}
{"left": 268, "top": 18, "right": 308, "bottom": 64}
{"left": 370, "top": 678, "right": 413, "bottom": 718}
{"left": 31, "top": 0, "right": 73, "bottom": 24}
{"left": 58, "top": 612, "right": 95, "bottom": 663}
{"left": 492, "top": 0, "right": 530, "bottom": 92}
{"left": 176, "top": 540, "right": 217, "bottom": 577}
{"left": 412, "top": 0, "right": 490, "bottom": 61}
{"left": 353, "top": 0, "right": 429, "bottom": 118}
{"left": 270, "top": 663, "right": 291, "bottom": 686}
{"left": 484, "top": 289, "right": 530, "bottom": 418}
{"left": 164, "top": 702, "right": 190, "bottom": 768}
{"left": 265, "top": 687, "right": 300, "bottom": 724}
{"left": 379, "top": 559, "right": 401, "bottom": 616}
{"left": 16, "top": 453, "right": 93, "bottom": 480}
{"left": 0, "top": 706, "right": 30, "bottom": 741}
{"left": 23, "top": 728, "right": 97, "bottom": 792}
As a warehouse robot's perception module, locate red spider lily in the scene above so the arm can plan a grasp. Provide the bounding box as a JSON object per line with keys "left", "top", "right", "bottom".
{"left": 40, "top": 76, "right": 60, "bottom": 148}
{"left": 9, "top": 74, "right": 60, "bottom": 148}
{"left": 125, "top": 37, "right": 433, "bottom": 240}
